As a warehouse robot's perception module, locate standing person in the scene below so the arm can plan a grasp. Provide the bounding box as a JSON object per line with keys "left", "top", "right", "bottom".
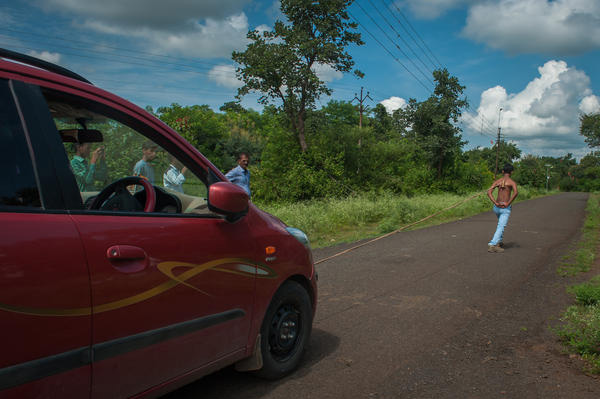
{"left": 487, "top": 163, "right": 518, "bottom": 253}
{"left": 225, "top": 152, "right": 251, "bottom": 197}
{"left": 71, "top": 142, "right": 107, "bottom": 191}
{"left": 163, "top": 155, "right": 188, "bottom": 193}
{"left": 133, "top": 141, "right": 158, "bottom": 184}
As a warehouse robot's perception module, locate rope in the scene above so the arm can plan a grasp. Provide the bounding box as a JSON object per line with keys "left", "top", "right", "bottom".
{"left": 314, "top": 191, "right": 486, "bottom": 265}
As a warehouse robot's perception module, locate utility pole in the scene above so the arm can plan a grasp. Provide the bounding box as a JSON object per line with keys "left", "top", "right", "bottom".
{"left": 352, "top": 87, "right": 373, "bottom": 128}
{"left": 495, "top": 107, "right": 503, "bottom": 178}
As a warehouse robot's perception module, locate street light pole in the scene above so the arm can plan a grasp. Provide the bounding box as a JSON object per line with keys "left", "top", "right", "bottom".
{"left": 495, "top": 107, "right": 503, "bottom": 178}
{"left": 545, "top": 164, "right": 552, "bottom": 191}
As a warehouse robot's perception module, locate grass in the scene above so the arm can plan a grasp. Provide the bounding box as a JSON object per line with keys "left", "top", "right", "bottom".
{"left": 257, "top": 186, "right": 550, "bottom": 249}
{"left": 553, "top": 193, "right": 600, "bottom": 374}
{"left": 558, "top": 193, "right": 600, "bottom": 276}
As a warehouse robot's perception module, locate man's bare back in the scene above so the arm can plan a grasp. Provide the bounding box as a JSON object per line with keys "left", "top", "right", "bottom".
{"left": 487, "top": 174, "right": 518, "bottom": 208}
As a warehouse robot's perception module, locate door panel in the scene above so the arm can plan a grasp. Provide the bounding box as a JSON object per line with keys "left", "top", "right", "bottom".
{"left": 0, "top": 214, "right": 92, "bottom": 398}
{"left": 71, "top": 214, "right": 257, "bottom": 399}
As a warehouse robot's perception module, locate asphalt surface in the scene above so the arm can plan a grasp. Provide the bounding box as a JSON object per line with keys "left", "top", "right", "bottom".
{"left": 165, "top": 192, "right": 600, "bottom": 398}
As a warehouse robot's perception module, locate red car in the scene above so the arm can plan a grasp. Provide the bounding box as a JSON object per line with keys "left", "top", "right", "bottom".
{"left": 0, "top": 48, "right": 317, "bottom": 398}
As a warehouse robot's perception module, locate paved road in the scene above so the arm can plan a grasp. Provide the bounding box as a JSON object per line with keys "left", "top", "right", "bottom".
{"left": 165, "top": 192, "right": 600, "bottom": 398}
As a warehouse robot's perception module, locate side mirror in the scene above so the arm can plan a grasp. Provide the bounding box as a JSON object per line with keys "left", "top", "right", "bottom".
{"left": 208, "top": 182, "right": 249, "bottom": 222}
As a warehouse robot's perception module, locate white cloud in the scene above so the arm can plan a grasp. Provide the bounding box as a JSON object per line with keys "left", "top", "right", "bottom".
{"left": 208, "top": 64, "right": 242, "bottom": 89}
{"left": 462, "top": 0, "right": 600, "bottom": 55}
{"left": 311, "top": 63, "right": 343, "bottom": 82}
{"left": 83, "top": 13, "right": 251, "bottom": 58}
{"left": 464, "top": 60, "right": 598, "bottom": 156}
{"left": 580, "top": 95, "right": 600, "bottom": 114}
{"left": 27, "top": 50, "right": 61, "bottom": 64}
{"left": 36, "top": 0, "right": 254, "bottom": 58}
{"left": 39, "top": 0, "right": 251, "bottom": 30}
{"left": 381, "top": 96, "right": 407, "bottom": 114}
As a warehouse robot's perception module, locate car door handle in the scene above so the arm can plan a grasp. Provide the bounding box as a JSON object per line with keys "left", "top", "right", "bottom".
{"left": 106, "top": 245, "right": 148, "bottom": 273}
{"left": 107, "top": 245, "right": 146, "bottom": 260}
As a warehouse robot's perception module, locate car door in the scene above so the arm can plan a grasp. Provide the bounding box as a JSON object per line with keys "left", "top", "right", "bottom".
{"left": 0, "top": 79, "right": 92, "bottom": 398}
{"left": 37, "top": 87, "right": 259, "bottom": 398}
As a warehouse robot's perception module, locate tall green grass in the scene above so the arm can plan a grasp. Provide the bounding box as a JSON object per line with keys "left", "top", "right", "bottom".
{"left": 554, "top": 193, "right": 600, "bottom": 374}
{"left": 558, "top": 193, "right": 600, "bottom": 276}
{"left": 257, "top": 186, "right": 548, "bottom": 248}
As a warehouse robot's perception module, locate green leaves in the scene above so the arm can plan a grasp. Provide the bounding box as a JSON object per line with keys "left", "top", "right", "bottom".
{"left": 580, "top": 113, "right": 600, "bottom": 148}
{"left": 232, "top": 0, "right": 363, "bottom": 151}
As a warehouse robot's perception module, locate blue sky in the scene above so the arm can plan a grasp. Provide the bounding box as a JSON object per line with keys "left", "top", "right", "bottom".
{"left": 1, "top": 0, "right": 599, "bottom": 158}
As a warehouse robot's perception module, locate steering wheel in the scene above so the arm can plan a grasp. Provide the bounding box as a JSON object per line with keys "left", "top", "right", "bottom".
{"left": 89, "top": 176, "right": 156, "bottom": 212}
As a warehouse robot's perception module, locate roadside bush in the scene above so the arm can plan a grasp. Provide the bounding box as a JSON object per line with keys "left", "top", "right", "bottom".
{"left": 555, "top": 304, "right": 600, "bottom": 373}
{"left": 568, "top": 278, "right": 600, "bottom": 306}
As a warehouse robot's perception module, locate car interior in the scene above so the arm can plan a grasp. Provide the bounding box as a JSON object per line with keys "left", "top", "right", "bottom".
{"left": 45, "top": 94, "right": 212, "bottom": 215}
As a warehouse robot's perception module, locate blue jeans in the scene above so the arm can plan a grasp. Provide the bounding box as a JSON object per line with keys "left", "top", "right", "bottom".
{"left": 489, "top": 205, "right": 511, "bottom": 246}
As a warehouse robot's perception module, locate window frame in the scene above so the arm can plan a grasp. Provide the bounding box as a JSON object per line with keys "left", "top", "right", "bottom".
{"left": 34, "top": 85, "right": 223, "bottom": 218}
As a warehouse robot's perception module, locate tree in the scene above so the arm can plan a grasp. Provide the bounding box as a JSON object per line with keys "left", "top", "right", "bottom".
{"left": 580, "top": 113, "right": 600, "bottom": 148}
{"left": 232, "top": 0, "right": 363, "bottom": 152}
{"left": 409, "top": 69, "right": 468, "bottom": 178}
{"left": 465, "top": 141, "right": 521, "bottom": 174}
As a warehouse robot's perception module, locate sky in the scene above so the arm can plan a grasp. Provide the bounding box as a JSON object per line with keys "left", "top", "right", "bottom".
{"left": 1, "top": 0, "right": 599, "bottom": 159}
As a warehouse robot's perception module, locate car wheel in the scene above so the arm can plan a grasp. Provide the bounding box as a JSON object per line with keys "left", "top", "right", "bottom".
{"left": 254, "top": 280, "right": 313, "bottom": 380}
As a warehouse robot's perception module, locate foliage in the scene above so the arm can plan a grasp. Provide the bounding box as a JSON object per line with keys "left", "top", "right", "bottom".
{"left": 554, "top": 194, "right": 600, "bottom": 374}
{"left": 155, "top": 103, "right": 266, "bottom": 172}
{"left": 257, "top": 187, "right": 546, "bottom": 248}
{"left": 406, "top": 69, "right": 468, "bottom": 179}
{"left": 464, "top": 141, "right": 521, "bottom": 175}
{"left": 569, "top": 152, "right": 600, "bottom": 192}
{"left": 558, "top": 193, "right": 600, "bottom": 276}
{"left": 568, "top": 276, "right": 600, "bottom": 306}
{"left": 156, "top": 103, "right": 227, "bottom": 166}
{"left": 580, "top": 113, "right": 600, "bottom": 148}
{"left": 232, "top": 0, "right": 363, "bottom": 152}
{"left": 555, "top": 304, "right": 600, "bottom": 373}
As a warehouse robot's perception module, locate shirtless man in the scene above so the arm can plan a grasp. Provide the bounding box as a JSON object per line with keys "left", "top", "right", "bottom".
{"left": 487, "top": 163, "right": 518, "bottom": 253}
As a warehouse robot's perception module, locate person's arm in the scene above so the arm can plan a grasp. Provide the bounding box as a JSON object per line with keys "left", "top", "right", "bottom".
{"left": 487, "top": 181, "right": 499, "bottom": 206}
{"left": 506, "top": 182, "right": 518, "bottom": 206}
{"left": 165, "top": 167, "right": 185, "bottom": 185}
{"left": 71, "top": 157, "right": 96, "bottom": 190}
{"left": 225, "top": 167, "right": 241, "bottom": 183}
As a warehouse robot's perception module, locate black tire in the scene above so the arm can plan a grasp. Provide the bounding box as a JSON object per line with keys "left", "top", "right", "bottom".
{"left": 254, "top": 280, "right": 313, "bottom": 380}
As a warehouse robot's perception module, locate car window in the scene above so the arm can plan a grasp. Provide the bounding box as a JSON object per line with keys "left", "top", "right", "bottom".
{"left": 0, "top": 80, "right": 42, "bottom": 209}
{"left": 41, "top": 89, "right": 213, "bottom": 216}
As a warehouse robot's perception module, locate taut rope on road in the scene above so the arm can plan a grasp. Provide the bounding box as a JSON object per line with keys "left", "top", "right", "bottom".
{"left": 314, "top": 191, "right": 485, "bottom": 265}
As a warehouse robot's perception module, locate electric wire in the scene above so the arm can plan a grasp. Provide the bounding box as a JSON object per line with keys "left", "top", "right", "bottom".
{"left": 348, "top": 10, "right": 432, "bottom": 93}
{"left": 366, "top": 0, "right": 433, "bottom": 78}
{"left": 354, "top": 2, "right": 434, "bottom": 87}
{"left": 385, "top": 0, "right": 443, "bottom": 69}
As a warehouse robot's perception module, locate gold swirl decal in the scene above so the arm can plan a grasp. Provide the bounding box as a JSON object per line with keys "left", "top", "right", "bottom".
{"left": 0, "top": 258, "right": 277, "bottom": 317}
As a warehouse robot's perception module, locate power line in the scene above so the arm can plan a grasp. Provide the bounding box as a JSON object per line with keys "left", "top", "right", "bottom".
{"left": 354, "top": 1, "right": 434, "bottom": 87}
{"left": 385, "top": 0, "right": 443, "bottom": 69}
{"left": 348, "top": 11, "right": 432, "bottom": 93}
{"left": 366, "top": 0, "right": 433, "bottom": 78}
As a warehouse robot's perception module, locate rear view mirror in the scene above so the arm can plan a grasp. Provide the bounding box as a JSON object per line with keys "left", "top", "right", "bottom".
{"left": 60, "top": 129, "right": 103, "bottom": 143}
{"left": 208, "top": 182, "right": 249, "bottom": 222}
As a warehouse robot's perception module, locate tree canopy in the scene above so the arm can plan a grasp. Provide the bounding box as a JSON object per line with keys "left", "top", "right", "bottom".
{"left": 580, "top": 113, "right": 600, "bottom": 148}
{"left": 406, "top": 69, "right": 468, "bottom": 178}
{"left": 232, "top": 0, "right": 363, "bottom": 152}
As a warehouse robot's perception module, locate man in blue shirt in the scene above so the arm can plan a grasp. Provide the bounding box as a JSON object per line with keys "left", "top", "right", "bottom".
{"left": 133, "top": 141, "right": 158, "bottom": 184}
{"left": 225, "top": 152, "right": 251, "bottom": 197}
